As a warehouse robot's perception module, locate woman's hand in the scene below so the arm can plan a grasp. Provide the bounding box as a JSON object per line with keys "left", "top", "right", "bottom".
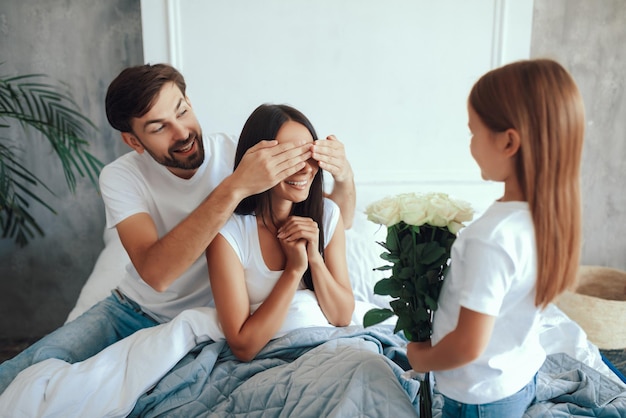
{"left": 277, "top": 234, "right": 308, "bottom": 275}
{"left": 277, "top": 216, "right": 321, "bottom": 264}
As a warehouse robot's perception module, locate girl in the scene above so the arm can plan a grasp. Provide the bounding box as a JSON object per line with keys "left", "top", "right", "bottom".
{"left": 0, "top": 103, "right": 354, "bottom": 415}
{"left": 207, "top": 103, "right": 355, "bottom": 361}
{"left": 407, "top": 59, "right": 585, "bottom": 417}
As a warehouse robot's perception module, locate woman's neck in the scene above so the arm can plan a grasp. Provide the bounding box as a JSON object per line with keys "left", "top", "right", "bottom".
{"left": 259, "top": 199, "right": 293, "bottom": 230}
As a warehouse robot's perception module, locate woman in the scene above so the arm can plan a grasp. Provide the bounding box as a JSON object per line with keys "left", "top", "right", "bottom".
{"left": 207, "top": 103, "right": 355, "bottom": 361}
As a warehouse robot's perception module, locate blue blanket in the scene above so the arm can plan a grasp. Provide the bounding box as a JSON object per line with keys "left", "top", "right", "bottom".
{"left": 130, "top": 325, "right": 420, "bottom": 417}
{"left": 429, "top": 352, "right": 626, "bottom": 418}
{"left": 128, "top": 325, "right": 626, "bottom": 418}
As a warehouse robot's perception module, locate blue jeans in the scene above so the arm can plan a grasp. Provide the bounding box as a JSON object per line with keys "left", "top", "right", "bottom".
{"left": 441, "top": 375, "right": 536, "bottom": 418}
{"left": 0, "top": 290, "right": 159, "bottom": 395}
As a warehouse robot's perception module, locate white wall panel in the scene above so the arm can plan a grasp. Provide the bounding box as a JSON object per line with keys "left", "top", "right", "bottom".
{"left": 141, "top": 0, "right": 533, "bottom": 214}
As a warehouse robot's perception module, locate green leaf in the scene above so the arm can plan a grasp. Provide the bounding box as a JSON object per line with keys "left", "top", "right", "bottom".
{"left": 419, "top": 242, "right": 447, "bottom": 265}
{"left": 373, "top": 278, "right": 403, "bottom": 297}
{"left": 386, "top": 226, "right": 400, "bottom": 252}
{"left": 380, "top": 251, "right": 399, "bottom": 263}
{"left": 390, "top": 298, "right": 410, "bottom": 315}
{"left": 413, "top": 308, "right": 431, "bottom": 322}
{"left": 424, "top": 294, "right": 439, "bottom": 310}
{"left": 373, "top": 264, "right": 392, "bottom": 271}
{"left": 363, "top": 308, "right": 395, "bottom": 328}
{"left": 394, "top": 313, "right": 413, "bottom": 335}
{"left": 0, "top": 69, "right": 103, "bottom": 246}
{"left": 397, "top": 266, "right": 414, "bottom": 279}
{"left": 375, "top": 240, "right": 389, "bottom": 251}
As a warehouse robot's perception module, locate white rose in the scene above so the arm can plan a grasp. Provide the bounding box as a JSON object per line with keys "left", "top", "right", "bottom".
{"left": 365, "top": 196, "right": 401, "bottom": 226}
{"left": 446, "top": 221, "right": 464, "bottom": 234}
{"left": 451, "top": 199, "right": 474, "bottom": 223}
{"left": 398, "top": 193, "right": 429, "bottom": 226}
{"left": 425, "top": 192, "right": 459, "bottom": 227}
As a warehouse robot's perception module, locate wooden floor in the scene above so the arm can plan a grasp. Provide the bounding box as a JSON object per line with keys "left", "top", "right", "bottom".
{"left": 1, "top": 337, "right": 625, "bottom": 384}
{"left": 601, "top": 348, "right": 626, "bottom": 382}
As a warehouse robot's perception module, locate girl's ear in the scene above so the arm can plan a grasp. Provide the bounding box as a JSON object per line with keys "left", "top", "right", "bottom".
{"left": 121, "top": 132, "right": 145, "bottom": 154}
{"left": 502, "top": 128, "right": 521, "bottom": 158}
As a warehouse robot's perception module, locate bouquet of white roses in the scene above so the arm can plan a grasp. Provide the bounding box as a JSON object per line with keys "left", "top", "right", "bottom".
{"left": 363, "top": 192, "right": 474, "bottom": 342}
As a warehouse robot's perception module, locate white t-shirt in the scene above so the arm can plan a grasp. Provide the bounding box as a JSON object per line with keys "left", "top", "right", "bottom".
{"left": 219, "top": 198, "right": 340, "bottom": 311}
{"left": 99, "top": 132, "right": 237, "bottom": 322}
{"left": 432, "top": 201, "right": 545, "bottom": 404}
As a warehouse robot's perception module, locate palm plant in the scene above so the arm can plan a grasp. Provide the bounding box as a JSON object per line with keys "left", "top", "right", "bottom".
{"left": 0, "top": 70, "right": 103, "bottom": 247}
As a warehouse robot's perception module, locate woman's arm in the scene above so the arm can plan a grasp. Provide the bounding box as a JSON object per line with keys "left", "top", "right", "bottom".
{"left": 406, "top": 307, "right": 496, "bottom": 373}
{"left": 206, "top": 233, "right": 307, "bottom": 362}
{"left": 278, "top": 215, "right": 354, "bottom": 326}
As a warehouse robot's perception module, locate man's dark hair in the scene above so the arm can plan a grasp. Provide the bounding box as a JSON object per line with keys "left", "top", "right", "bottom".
{"left": 105, "top": 63, "right": 187, "bottom": 133}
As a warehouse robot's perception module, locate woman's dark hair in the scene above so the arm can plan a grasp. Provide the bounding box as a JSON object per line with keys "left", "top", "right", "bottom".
{"left": 105, "top": 63, "right": 187, "bottom": 133}
{"left": 234, "top": 104, "right": 324, "bottom": 290}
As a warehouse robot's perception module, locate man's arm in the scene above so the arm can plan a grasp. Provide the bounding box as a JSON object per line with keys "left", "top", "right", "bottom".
{"left": 117, "top": 140, "right": 312, "bottom": 292}
{"left": 311, "top": 135, "right": 356, "bottom": 228}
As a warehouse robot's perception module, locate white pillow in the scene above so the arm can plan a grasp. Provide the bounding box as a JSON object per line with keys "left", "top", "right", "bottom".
{"left": 344, "top": 211, "right": 392, "bottom": 308}
{"left": 65, "top": 228, "right": 129, "bottom": 323}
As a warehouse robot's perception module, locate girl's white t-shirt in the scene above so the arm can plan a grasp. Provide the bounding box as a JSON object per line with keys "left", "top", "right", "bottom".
{"left": 99, "top": 133, "right": 237, "bottom": 322}
{"left": 432, "top": 201, "right": 545, "bottom": 404}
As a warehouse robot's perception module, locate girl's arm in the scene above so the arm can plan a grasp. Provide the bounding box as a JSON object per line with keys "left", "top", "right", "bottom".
{"left": 278, "top": 215, "right": 354, "bottom": 326}
{"left": 406, "top": 307, "right": 495, "bottom": 373}
{"left": 206, "top": 233, "right": 307, "bottom": 362}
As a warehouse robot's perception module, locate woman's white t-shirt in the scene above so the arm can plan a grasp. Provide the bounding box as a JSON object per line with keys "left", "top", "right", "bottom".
{"left": 218, "top": 198, "right": 340, "bottom": 310}
{"left": 432, "top": 201, "right": 545, "bottom": 404}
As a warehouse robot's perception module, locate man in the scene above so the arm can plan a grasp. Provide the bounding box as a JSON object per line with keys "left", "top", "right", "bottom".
{"left": 0, "top": 63, "right": 356, "bottom": 393}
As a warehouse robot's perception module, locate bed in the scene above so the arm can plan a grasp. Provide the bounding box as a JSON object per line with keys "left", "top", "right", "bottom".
{"left": 5, "top": 211, "right": 626, "bottom": 417}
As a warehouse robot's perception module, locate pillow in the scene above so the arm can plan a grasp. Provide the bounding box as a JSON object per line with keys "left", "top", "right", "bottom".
{"left": 345, "top": 211, "right": 392, "bottom": 308}
{"left": 65, "top": 228, "right": 129, "bottom": 323}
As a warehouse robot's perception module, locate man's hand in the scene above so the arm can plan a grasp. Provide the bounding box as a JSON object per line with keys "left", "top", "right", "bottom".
{"left": 312, "top": 135, "right": 356, "bottom": 228}
{"left": 311, "top": 135, "right": 353, "bottom": 182}
{"left": 231, "top": 140, "right": 312, "bottom": 197}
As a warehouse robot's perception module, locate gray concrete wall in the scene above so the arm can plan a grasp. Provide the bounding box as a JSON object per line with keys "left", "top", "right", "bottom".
{"left": 0, "top": 0, "right": 142, "bottom": 339}
{"left": 531, "top": 0, "right": 626, "bottom": 271}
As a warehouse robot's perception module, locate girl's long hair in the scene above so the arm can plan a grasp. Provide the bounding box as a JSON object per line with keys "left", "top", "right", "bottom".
{"left": 469, "top": 59, "right": 585, "bottom": 308}
{"left": 233, "top": 104, "right": 324, "bottom": 291}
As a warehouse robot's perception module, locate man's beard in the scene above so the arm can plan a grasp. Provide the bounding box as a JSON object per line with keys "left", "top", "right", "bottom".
{"left": 144, "top": 132, "right": 205, "bottom": 170}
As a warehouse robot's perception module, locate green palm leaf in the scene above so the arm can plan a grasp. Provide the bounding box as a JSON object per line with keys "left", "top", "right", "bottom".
{"left": 0, "top": 70, "right": 104, "bottom": 246}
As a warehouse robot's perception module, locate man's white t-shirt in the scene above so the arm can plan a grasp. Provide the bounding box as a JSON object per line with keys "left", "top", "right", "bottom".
{"left": 99, "top": 133, "right": 237, "bottom": 322}
{"left": 432, "top": 201, "right": 545, "bottom": 404}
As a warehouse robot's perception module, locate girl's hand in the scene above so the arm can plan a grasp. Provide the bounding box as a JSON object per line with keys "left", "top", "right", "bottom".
{"left": 277, "top": 216, "right": 321, "bottom": 263}
{"left": 406, "top": 340, "right": 433, "bottom": 373}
